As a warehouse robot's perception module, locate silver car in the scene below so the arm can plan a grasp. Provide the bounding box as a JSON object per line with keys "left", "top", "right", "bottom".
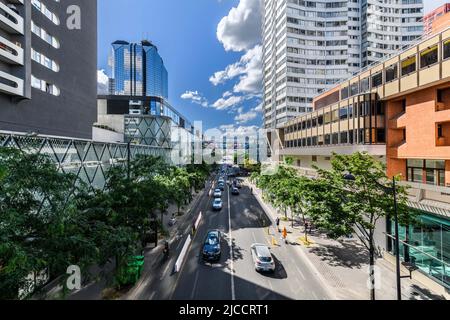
{"left": 213, "top": 189, "right": 222, "bottom": 198}
{"left": 250, "top": 244, "right": 275, "bottom": 272}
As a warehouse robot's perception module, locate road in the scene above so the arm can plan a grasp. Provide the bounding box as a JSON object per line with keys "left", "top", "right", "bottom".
{"left": 170, "top": 175, "right": 331, "bottom": 300}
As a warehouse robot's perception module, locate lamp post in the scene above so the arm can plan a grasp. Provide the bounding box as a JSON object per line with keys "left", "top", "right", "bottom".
{"left": 344, "top": 173, "right": 402, "bottom": 300}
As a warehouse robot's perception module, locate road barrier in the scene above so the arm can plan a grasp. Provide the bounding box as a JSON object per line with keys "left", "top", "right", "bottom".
{"left": 194, "top": 212, "right": 202, "bottom": 230}
{"left": 174, "top": 235, "right": 192, "bottom": 273}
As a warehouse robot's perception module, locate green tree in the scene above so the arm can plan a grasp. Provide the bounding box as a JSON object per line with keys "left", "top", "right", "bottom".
{"left": 309, "top": 152, "right": 414, "bottom": 300}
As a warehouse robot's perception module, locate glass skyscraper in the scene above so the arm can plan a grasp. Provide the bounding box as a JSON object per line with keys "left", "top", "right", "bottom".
{"left": 109, "top": 40, "right": 168, "bottom": 99}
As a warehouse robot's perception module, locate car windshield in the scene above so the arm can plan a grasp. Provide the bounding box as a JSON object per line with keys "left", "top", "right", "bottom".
{"left": 215, "top": 189, "right": 220, "bottom": 192}
{"left": 206, "top": 235, "right": 219, "bottom": 245}
{"left": 214, "top": 199, "right": 221, "bottom": 203}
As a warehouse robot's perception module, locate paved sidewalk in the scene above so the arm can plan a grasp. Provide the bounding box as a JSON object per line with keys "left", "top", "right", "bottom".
{"left": 247, "top": 180, "right": 446, "bottom": 300}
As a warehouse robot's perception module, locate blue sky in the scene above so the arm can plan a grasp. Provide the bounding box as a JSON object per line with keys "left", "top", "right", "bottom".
{"left": 97, "top": 0, "right": 441, "bottom": 132}
{"left": 97, "top": 0, "right": 263, "bottom": 132}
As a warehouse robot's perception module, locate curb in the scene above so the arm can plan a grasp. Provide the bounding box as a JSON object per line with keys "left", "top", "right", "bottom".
{"left": 246, "top": 180, "right": 339, "bottom": 300}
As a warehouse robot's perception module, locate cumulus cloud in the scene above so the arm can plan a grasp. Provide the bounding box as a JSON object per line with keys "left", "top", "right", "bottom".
{"left": 180, "top": 90, "right": 209, "bottom": 107}
{"left": 234, "top": 109, "right": 258, "bottom": 124}
{"left": 212, "top": 95, "right": 244, "bottom": 110}
{"left": 209, "top": 45, "right": 262, "bottom": 94}
{"left": 217, "top": 0, "right": 263, "bottom": 52}
{"left": 97, "top": 69, "right": 109, "bottom": 95}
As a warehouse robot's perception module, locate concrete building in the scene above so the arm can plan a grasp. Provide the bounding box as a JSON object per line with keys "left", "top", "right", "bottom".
{"left": 277, "top": 24, "right": 450, "bottom": 294}
{"left": 0, "top": 0, "right": 97, "bottom": 139}
{"left": 423, "top": 3, "right": 450, "bottom": 34}
{"left": 262, "top": 0, "right": 424, "bottom": 129}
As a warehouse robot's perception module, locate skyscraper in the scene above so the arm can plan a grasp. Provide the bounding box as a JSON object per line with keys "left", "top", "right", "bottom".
{"left": 109, "top": 40, "right": 168, "bottom": 99}
{"left": 262, "top": 0, "right": 424, "bottom": 129}
{"left": 0, "top": 0, "right": 97, "bottom": 139}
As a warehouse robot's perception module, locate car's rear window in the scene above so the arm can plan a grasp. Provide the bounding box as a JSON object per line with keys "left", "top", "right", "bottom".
{"left": 206, "top": 235, "right": 218, "bottom": 245}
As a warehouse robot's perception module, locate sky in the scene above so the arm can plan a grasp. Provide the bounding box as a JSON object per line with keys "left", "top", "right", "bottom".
{"left": 97, "top": 0, "right": 443, "bottom": 133}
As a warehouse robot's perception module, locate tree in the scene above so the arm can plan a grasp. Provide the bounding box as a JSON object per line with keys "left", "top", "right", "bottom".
{"left": 309, "top": 152, "right": 414, "bottom": 300}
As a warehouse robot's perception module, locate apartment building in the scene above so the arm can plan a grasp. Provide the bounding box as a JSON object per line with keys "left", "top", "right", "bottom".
{"left": 278, "top": 23, "right": 450, "bottom": 293}
{"left": 423, "top": 3, "right": 450, "bottom": 34}
{"left": 263, "top": 0, "right": 424, "bottom": 129}
{"left": 0, "top": 0, "right": 97, "bottom": 139}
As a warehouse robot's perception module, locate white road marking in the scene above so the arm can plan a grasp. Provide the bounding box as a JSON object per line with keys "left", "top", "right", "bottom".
{"left": 252, "top": 231, "right": 257, "bottom": 244}
{"left": 148, "top": 291, "right": 156, "bottom": 300}
{"left": 190, "top": 270, "right": 200, "bottom": 299}
{"left": 227, "top": 185, "right": 236, "bottom": 301}
{"left": 295, "top": 264, "right": 306, "bottom": 281}
{"left": 159, "top": 262, "right": 171, "bottom": 281}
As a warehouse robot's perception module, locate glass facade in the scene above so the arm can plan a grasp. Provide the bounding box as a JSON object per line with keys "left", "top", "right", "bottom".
{"left": 110, "top": 40, "right": 168, "bottom": 99}
{"left": 388, "top": 213, "right": 450, "bottom": 288}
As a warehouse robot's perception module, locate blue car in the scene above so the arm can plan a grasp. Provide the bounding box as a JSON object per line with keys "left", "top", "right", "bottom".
{"left": 202, "top": 230, "right": 222, "bottom": 262}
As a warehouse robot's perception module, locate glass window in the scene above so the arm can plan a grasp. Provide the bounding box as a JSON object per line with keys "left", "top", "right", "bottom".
{"left": 420, "top": 45, "right": 438, "bottom": 68}
{"left": 350, "top": 82, "right": 359, "bottom": 96}
{"left": 339, "top": 107, "right": 348, "bottom": 120}
{"left": 412, "top": 168, "right": 423, "bottom": 182}
{"left": 401, "top": 56, "right": 416, "bottom": 76}
{"left": 385, "top": 63, "right": 398, "bottom": 82}
{"left": 341, "top": 87, "right": 349, "bottom": 99}
{"left": 444, "top": 38, "right": 450, "bottom": 60}
{"left": 361, "top": 77, "right": 369, "bottom": 92}
{"left": 372, "top": 72, "right": 383, "bottom": 87}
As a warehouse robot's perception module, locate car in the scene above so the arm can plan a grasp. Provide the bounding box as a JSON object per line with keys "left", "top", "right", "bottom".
{"left": 250, "top": 243, "right": 276, "bottom": 273}
{"left": 202, "top": 230, "right": 222, "bottom": 261}
{"left": 212, "top": 198, "right": 223, "bottom": 210}
{"left": 231, "top": 187, "right": 239, "bottom": 195}
{"left": 218, "top": 183, "right": 225, "bottom": 191}
{"left": 234, "top": 179, "right": 242, "bottom": 189}
{"left": 213, "top": 189, "right": 222, "bottom": 198}
{"left": 218, "top": 178, "right": 225, "bottom": 184}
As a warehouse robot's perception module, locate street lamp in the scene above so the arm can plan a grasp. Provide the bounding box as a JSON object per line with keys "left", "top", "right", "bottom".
{"left": 344, "top": 173, "right": 402, "bottom": 301}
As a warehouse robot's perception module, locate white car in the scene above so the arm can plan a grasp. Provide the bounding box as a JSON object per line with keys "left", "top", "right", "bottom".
{"left": 213, "top": 189, "right": 222, "bottom": 198}
{"left": 250, "top": 244, "right": 275, "bottom": 273}
{"left": 212, "top": 198, "right": 223, "bottom": 210}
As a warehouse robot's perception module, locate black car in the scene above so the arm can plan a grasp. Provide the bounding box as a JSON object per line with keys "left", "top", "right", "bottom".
{"left": 202, "top": 230, "right": 221, "bottom": 262}
{"left": 231, "top": 187, "right": 239, "bottom": 195}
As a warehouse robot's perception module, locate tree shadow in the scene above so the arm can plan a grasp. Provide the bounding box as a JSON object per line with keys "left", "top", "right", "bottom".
{"left": 308, "top": 241, "right": 369, "bottom": 269}
{"left": 408, "top": 284, "right": 446, "bottom": 300}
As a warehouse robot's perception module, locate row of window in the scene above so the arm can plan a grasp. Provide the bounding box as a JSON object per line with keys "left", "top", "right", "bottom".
{"left": 31, "top": 48, "right": 59, "bottom": 72}
{"left": 31, "top": 75, "right": 60, "bottom": 96}
{"left": 284, "top": 102, "right": 385, "bottom": 133}
{"left": 31, "top": 0, "right": 60, "bottom": 25}
{"left": 31, "top": 20, "right": 60, "bottom": 48}
{"left": 407, "top": 159, "right": 446, "bottom": 187}
{"left": 340, "top": 39, "right": 450, "bottom": 99}
{"left": 285, "top": 128, "right": 386, "bottom": 148}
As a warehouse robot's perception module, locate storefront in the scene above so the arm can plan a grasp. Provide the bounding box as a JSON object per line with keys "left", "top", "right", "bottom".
{"left": 388, "top": 212, "right": 450, "bottom": 288}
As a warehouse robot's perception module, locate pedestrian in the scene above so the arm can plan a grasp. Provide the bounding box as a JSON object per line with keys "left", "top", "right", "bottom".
{"left": 276, "top": 217, "right": 280, "bottom": 232}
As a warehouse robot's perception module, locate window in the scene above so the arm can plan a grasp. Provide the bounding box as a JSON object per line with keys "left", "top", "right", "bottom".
{"left": 341, "top": 87, "right": 349, "bottom": 99}
{"left": 407, "top": 159, "right": 445, "bottom": 186}
{"left": 401, "top": 56, "right": 416, "bottom": 76}
{"left": 360, "top": 77, "right": 369, "bottom": 92}
{"left": 339, "top": 107, "right": 348, "bottom": 120}
{"left": 31, "top": 75, "right": 60, "bottom": 96}
{"left": 385, "top": 63, "right": 398, "bottom": 82}
{"left": 444, "top": 38, "right": 450, "bottom": 60}
{"left": 372, "top": 72, "right": 383, "bottom": 87}
{"left": 350, "top": 82, "right": 359, "bottom": 96}
{"left": 420, "top": 45, "right": 438, "bottom": 68}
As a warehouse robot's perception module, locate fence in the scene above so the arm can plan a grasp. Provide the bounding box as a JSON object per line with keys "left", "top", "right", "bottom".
{"left": 0, "top": 131, "right": 171, "bottom": 190}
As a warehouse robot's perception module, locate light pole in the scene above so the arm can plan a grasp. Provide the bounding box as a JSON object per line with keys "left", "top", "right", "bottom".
{"left": 344, "top": 174, "right": 402, "bottom": 300}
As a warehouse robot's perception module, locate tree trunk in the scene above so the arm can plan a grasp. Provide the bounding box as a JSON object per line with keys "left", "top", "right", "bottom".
{"left": 369, "top": 236, "right": 376, "bottom": 301}
{"left": 302, "top": 213, "right": 308, "bottom": 243}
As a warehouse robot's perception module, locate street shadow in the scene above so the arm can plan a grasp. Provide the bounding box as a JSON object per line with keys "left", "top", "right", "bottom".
{"left": 408, "top": 284, "right": 446, "bottom": 300}
{"left": 260, "top": 255, "right": 288, "bottom": 280}
{"left": 309, "top": 241, "right": 369, "bottom": 269}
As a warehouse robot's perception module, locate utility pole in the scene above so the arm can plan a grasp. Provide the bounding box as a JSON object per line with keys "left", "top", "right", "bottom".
{"left": 127, "top": 141, "right": 131, "bottom": 180}
{"left": 393, "top": 177, "right": 402, "bottom": 300}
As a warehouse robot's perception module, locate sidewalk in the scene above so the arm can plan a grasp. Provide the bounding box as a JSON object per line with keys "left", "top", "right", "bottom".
{"left": 247, "top": 179, "right": 447, "bottom": 300}
{"left": 65, "top": 187, "right": 207, "bottom": 300}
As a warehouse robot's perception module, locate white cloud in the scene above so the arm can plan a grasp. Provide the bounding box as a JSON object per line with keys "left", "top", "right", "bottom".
{"left": 217, "top": 0, "right": 263, "bottom": 52}
{"left": 212, "top": 95, "right": 244, "bottom": 110}
{"left": 234, "top": 109, "right": 258, "bottom": 124}
{"left": 254, "top": 102, "right": 263, "bottom": 112}
{"left": 97, "top": 69, "right": 109, "bottom": 95}
{"left": 209, "top": 45, "right": 262, "bottom": 94}
{"left": 180, "top": 90, "right": 209, "bottom": 107}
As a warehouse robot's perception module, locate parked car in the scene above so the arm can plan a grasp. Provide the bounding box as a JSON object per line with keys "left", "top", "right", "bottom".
{"left": 231, "top": 187, "right": 239, "bottom": 195}
{"left": 202, "top": 230, "right": 222, "bottom": 261}
{"left": 218, "top": 183, "right": 225, "bottom": 191}
{"left": 213, "top": 189, "right": 222, "bottom": 198}
{"left": 212, "top": 198, "right": 223, "bottom": 211}
{"left": 250, "top": 243, "right": 275, "bottom": 273}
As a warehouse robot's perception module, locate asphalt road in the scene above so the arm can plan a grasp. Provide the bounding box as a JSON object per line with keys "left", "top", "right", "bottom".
{"left": 171, "top": 175, "right": 332, "bottom": 300}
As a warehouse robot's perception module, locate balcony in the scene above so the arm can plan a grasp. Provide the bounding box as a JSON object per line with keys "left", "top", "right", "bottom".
{"left": 0, "top": 1, "right": 24, "bottom": 34}
{"left": 0, "top": 34, "right": 23, "bottom": 65}
{"left": 0, "top": 70, "right": 23, "bottom": 96}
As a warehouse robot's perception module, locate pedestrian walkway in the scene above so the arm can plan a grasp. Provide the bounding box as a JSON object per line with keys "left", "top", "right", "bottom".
{"left": 247, "top": 179, "right": 446, "bottom": 300}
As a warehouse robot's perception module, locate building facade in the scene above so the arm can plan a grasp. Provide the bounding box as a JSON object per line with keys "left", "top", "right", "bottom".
{"left": 423, "top": 3, "right": 450, "bottom": 34}
{"left": 278, "top": 25, "right": 450, "bottom": 293}
{"left": 109, "top": 40, "right": 168, "bottom": 99}
{"left": 262, "top": 0, "right": 424, "bottom": 129}
{"left": 0, "top": 0, "right": 97, "bottom": 139}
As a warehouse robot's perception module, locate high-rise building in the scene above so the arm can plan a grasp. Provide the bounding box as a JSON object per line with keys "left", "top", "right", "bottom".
{"left": 423, "top": 3, "right": 450, "bottom": 34}
{"left": 0, "top": 0, "right": 97, "bottom": 139}
{"left": 109, "top": 40, "right": 168, "bottom": 99}
{"left": 262, "top": 0, "right": 424, "bottom": 129}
